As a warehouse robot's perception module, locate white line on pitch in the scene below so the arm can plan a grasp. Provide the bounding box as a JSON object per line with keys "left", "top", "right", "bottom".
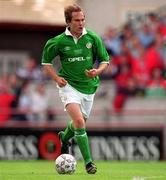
{"left": 132, "top": 176, "right": 164, "bottom": 180}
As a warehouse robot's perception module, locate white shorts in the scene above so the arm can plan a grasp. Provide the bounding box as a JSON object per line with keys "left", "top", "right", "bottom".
{"left": 57, "top": 83, "right": 95, "bottom": 119}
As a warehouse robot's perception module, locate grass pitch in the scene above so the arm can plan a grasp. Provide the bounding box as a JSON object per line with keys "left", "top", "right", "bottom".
{"left": 0, "top": 160, "right": 165, "bottom": 180}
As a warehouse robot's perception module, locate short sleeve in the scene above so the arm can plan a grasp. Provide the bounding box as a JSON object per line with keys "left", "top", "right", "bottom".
{"left": 94, "top": 35, "right": 110, "bottom": 63}
{"left": 41, "top": 38, "right": 59, "bottom": 65}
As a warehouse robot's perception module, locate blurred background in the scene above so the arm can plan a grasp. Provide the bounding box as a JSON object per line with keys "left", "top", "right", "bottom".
{"left": 0, "top": 0, "right": 166, "bottom": 161}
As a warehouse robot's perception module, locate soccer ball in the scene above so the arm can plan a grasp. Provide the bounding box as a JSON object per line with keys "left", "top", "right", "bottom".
{"left": 55, "top": 154, "right": 77, "bottom": 174}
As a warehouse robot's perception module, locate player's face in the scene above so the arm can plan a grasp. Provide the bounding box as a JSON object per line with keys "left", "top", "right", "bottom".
{"left": 69, "top": 11, "right": 85, "bottom": 38}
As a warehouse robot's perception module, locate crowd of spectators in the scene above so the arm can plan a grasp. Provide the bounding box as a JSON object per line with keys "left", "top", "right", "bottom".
{"left": 101, "top": 12, "right": 166, "bottom": 113}
{"left": 0, "top": 58, "right": 52, "bottom": 124}
{"left": 0, "top": 12, "right": 166, "bottom": 123}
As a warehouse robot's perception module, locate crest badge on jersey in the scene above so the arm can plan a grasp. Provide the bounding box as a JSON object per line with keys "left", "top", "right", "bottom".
{"left": 86, "top": 42, "right": 92, "bottom": 49}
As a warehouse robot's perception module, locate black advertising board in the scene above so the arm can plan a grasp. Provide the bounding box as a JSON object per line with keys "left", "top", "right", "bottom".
{"left": 0, "top": 121, "right": 164, "bottom": 160}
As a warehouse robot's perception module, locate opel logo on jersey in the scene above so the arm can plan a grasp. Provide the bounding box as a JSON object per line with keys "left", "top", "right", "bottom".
{"left": 86, "top": 42, "right": 92, "bottom": 49}
{"left": 68, "top": 57, "right": 86, "bottom": 62}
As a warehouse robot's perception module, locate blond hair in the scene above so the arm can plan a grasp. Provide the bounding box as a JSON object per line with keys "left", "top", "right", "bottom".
{"left": 64, "top": 4, "right": 83, "bottom": 23}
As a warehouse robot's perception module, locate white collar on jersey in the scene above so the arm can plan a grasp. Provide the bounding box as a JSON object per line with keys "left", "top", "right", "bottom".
{"left": 65, "top": 27, "right": 87, "bottom": 44}
{"left": 65, "top": 27, "right": 87, "bottom": 37}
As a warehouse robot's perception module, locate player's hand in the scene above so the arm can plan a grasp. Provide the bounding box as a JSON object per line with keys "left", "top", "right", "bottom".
{"left": 55, "top": 76, "right": 67, "bottom": 87}
{"left": 85, "top": 69, "right": 98, "bottom": 78}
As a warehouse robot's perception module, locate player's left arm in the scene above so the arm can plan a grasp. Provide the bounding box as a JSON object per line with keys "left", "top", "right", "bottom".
{"left": 86, "top": 32, "right": 110, "bottom": 78}
{"left": 85, "top": 62, "right": 109, "bottom": 78}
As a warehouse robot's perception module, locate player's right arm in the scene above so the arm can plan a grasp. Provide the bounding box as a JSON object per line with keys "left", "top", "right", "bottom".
{"left": 41, "top": 37, "right": 67, "bottom": 87}
{"left": 43, "top": 64, "right": 67, "bottom": 87}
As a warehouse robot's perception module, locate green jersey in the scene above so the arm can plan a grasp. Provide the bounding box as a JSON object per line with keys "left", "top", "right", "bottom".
{"left": 42, "top": 28, "right": 110, "bottom": 94}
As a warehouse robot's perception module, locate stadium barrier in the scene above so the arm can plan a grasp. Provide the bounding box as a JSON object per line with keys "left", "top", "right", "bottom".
{"left": 0, "top": 118, "right": 166, "bottom": 161}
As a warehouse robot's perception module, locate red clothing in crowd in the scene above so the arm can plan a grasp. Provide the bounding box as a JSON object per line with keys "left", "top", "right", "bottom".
{"left": 159, "top": 24, "right": 166, "bottom": 37}
{"left": 144, "top": 46, "right": 164, "bottom": 74}
{"left": 147, "top": 78, "right": 166, "bottom": 89}
{"left": 113, "top": 64, "right": 133, "bottom": 113}
{"left": 0, "top": 93, "right": 15, "bottom": 123}
{"left": 131, "top": 58, "right": 150, "bottom": 87}
{"left": 132, "top": 46, "right": 164, "bottom": 87}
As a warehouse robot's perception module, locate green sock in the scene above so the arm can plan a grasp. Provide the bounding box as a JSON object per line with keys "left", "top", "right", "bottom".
{"left": 74, "top": 128, "right": 92, "bottom": 165}
{"left": 62, "top": 121, "right": 75, "bottom": 143}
